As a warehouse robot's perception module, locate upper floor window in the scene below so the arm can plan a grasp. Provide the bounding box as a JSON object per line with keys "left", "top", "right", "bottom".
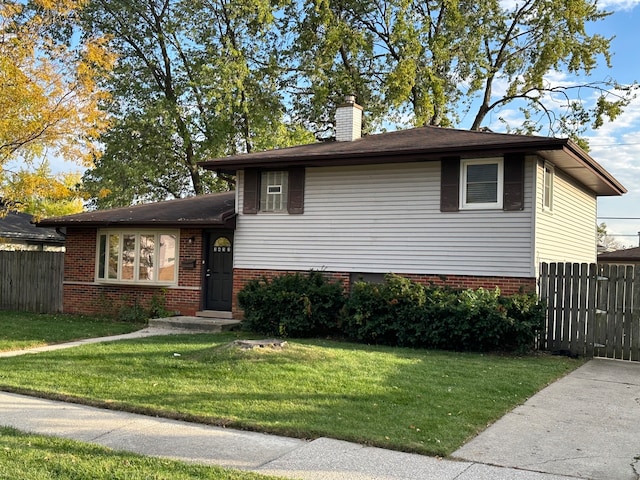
{"left": 460, "top": 158, "right": 504, "bottom": 209}
{"left": 260, "top": 171, "right": 289, "bottom": 212}
{"left": 543, "top": 163, "right": 554, "bottom": 211}
{"left": 96, "top": 230, "right": 178, "bottom": 285}
{"left": 243, "top": 168, "right": 305, "bottom": 215}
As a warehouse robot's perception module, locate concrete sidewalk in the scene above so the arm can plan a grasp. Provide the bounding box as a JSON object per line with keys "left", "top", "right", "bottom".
{"left": 0, "top": 391, "right": 577, "bottom": 480}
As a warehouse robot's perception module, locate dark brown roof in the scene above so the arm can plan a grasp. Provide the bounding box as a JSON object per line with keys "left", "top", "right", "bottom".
{"left": 37, "top": 191, "right": 236, "bottom": 228}
{"left": 200, "top": 125, "right": 625, "bottom": 196}
{"left": 598, "top": 246, "right": 640, "bottom": 263}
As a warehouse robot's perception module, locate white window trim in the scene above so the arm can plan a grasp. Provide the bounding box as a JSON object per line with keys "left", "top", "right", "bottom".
{"left": 460, "top": 157, "right": 504, "bottom": 210}
{"left": 543, "top": 162, "right": 554, "bottom": 212}
{"left": 95, "top": 229, "right": 179, "bottom": 286}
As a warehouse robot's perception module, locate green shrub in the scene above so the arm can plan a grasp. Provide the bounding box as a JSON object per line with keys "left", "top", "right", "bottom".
{"left": 237, "top": 271, "right": 346, "bottom": 337}
{"left": 500, "top": 292, "right": 546, "bottom": 352}
{"left": 343, "top": 275, "right": 544, "bottom": 352}
{"left": 342, "top": 274, "right": 426, "bottom": 346}
{"left": 238, "top": 271, "right": 544, "bottom": 352}
{"left": 424, "top": 287, "right": 510, "bottom": 351}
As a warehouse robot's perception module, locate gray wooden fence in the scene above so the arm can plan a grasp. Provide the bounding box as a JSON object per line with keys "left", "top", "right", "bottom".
{"left": 539, "top": 262, "right": 640, "bottom": 361}
{"left": 0, "top": 251, "right": 64, "bottom": 313}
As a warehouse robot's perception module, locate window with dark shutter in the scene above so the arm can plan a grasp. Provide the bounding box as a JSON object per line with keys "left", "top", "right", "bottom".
{"left": 440, "top": 157, "right": 460, "bottom": 212}
{"left": 503, "top": 154, "right": 525, "bottom": 211}
{"left": 243, "top": 168, "right": 259, "bottom": 214}
{"left": 287, "top": 168, "right": 305, "bottom": 214}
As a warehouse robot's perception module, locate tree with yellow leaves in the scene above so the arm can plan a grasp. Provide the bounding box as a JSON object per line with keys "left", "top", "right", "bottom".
{"left": 0, "top": 0, "right": 114, "bottom": 214}
{"left": 1, "top": 162, "right": 84, "bottom": 219}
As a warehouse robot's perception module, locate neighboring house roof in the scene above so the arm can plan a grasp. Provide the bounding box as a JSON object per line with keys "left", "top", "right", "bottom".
{"left": 200, "top": 125, "right": 625, "bottom": 196}
{"left": 598, "top": 246, "right": 640, "bottom": 263}
{"left": 0, "top": 209, "right": 65, "bottom": 245}
{"left": 37, "top": 191, "right": 236, "bottom": 228}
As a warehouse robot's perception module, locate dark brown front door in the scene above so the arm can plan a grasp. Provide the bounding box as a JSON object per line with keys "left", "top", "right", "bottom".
{"left": 205, "top": 232, "right": 233, "bottom": 311}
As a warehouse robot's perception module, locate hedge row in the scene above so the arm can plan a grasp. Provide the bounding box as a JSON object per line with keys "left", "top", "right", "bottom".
{"left": 237, "top": 272, "right": 545, "bottom": 352}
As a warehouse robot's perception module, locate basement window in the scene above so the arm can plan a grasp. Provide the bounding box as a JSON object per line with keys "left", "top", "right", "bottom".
{"left": 96, "top": 230, "right": 178, "bottom": 285}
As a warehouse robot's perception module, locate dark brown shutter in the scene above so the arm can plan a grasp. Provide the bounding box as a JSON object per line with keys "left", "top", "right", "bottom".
{"left": 243, "top": 168, "right": 259, "bottom": 214}
{"left": 503, "top": 154, "right": 525, "bottom": 211}
{"left": 287, "top": 167, "right": 305, "bottom": 214}
{"left": 440, "top": 157, "right": 460, "bottom": 212}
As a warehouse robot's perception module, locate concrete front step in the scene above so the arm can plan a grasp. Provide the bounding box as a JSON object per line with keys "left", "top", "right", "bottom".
{"left": 148, "top": 316, "right": 241, "bottom": 333}
{"left": 196, "top": 310, "right": 233, "bottom": 319}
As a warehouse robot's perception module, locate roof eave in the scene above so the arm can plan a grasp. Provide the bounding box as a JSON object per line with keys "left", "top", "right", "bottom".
{"left": 205, "top": 140, "right": 568, "bottom": 173}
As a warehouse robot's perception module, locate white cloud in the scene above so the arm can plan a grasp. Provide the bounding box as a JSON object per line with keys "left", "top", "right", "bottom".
{"left": 597, "top": 0, "right": 640, "bottom": 11}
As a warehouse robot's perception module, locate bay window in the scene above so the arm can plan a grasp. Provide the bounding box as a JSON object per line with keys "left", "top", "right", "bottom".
{"left": 96, "top": 230, "right": 178, "bottom": 284}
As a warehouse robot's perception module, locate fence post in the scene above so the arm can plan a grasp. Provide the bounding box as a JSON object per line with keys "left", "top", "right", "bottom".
{"left": 586, "top": 263, "right": 597, "bottom": 358}
{"left": 632, "top": 265, "right": 640, "bottom": 362}
{"left": 539, "top": 262, "right": 549, "bottom": 350}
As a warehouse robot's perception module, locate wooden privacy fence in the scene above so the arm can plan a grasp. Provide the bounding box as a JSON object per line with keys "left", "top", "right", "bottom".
{"left": 0, "top": 251, "right": 64, "bottom": 313}
{"left": 539, "top": 262, "right": 640, "bottom": 361}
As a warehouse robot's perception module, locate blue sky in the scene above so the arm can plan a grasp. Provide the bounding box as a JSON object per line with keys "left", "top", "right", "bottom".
{"left": 583, "top": 1, "right": 640, "bottom": 246}
{"left": 40, "top": 1, "right": 639, "bottom": 245}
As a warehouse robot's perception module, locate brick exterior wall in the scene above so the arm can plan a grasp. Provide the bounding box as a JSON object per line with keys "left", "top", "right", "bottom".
{"left": 231, "top": 268, "right": 536, "bottom": 318}
{"left": 62, "top": 227, "right": 204, "bottom": 316}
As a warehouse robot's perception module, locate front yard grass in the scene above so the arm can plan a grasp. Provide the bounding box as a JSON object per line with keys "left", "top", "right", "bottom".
{"left": 0, "top": 311, "right": 142, "bottom": 352}
{"left": 0, "top": 331, "right": 582, "bottom": 456}
{"left": 0, "top": 426, "right": 283, "bottom": 480}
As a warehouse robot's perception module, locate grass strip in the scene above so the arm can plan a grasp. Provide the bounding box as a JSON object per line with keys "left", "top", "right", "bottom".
{"left": 0, "top": 426, "right": 283, "bottom": 479}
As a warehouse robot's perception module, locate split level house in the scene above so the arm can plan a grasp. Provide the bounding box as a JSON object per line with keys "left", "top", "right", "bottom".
{"left": 38, "top": 98, "right": 626, "bottom": 318}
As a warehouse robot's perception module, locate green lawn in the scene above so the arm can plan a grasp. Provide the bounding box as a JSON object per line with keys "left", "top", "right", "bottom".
{"left": 0, "top": 311, "right": 142, "bottom": 352}
{"left": 0, "top": 330, "right": 581, "bottom": 456}
{"left": 0, "top": 426, "right": 283, "bottom": 480}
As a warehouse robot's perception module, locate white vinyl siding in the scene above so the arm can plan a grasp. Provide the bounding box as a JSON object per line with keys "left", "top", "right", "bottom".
{"left": 235, "top": 160, "right": 535, "bottom": 278}
{"left": 534, "top": 160, "right": 597, "bottom": 272}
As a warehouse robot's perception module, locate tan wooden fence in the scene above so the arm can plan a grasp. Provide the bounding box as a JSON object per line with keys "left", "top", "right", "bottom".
{"left": 0, "top": 251, "right": 64, "bottom": 313}
{"left": 539, "top": 262, "right": 640, "bottom": 360}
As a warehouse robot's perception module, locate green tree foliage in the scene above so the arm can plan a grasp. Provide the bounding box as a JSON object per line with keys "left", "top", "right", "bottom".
{"left": 286, "top": 0, "right": 636, "bottom": 138}
{"left": 81, "top": 0, "right": 314, "bottom": 208}
{"left": 78, "top": 0, "right": 635, "bottom": 207}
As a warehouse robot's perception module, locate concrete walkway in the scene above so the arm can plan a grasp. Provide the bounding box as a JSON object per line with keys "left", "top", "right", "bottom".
{"left": 1, "top": 330, "right": 632, "bottom": 479}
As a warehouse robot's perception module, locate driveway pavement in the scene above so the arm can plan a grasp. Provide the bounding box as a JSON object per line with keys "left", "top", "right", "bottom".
{"left": 453, "top": 358, "right": 640, "bottom": 480}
